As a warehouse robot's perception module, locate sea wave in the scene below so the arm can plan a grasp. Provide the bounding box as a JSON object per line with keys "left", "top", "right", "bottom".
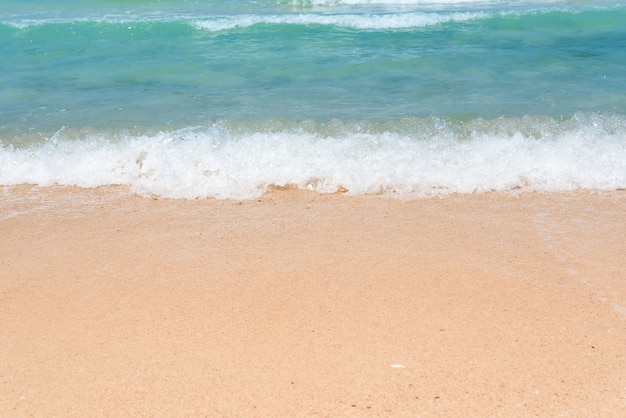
{"left": 287, "top": 0, "right": 571, "bottom": 7}
{"left": 0, "top": 0, "right": 611, "bottom": 31}
{"left": 2, "top": 114, "right": 625, "bottom": 200}
{"left": 1, "top": 11, "right": 488, "bottom": 31}
{"left": 190, "top": 11, "right": 487, "bottom": 31}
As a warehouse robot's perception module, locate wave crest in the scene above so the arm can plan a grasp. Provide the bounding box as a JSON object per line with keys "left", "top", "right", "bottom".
{"left": 2, "top": 114, "right": 625, "bottom": 200}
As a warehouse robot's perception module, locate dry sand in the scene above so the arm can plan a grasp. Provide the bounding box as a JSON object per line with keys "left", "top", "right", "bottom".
{"left": 1, "top": 186, "right": 625, "bottom": 416}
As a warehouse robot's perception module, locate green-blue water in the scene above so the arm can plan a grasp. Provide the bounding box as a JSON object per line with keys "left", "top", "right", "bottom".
{"left": 1, "top": 0, "right": 625, "bottom": 199}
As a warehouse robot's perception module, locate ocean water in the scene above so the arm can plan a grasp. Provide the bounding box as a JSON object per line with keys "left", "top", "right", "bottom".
{"left": 1, "top": 0, "right": 625, "bottom": 199}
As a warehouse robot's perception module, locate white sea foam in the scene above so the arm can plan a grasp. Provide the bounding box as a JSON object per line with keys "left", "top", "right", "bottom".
{"left": 290, "top": 0, "right": 565, "bottom": 6}
{"left": 294, "top": 0, "right": 489, "bottom": 5}
{"left": 191, "top": 11, "right": 486, "bottom": 31}
{"left": 0, "top": 0, "right": 587, "bottom": 31}
{"left": 1, "top": 115, "right": 625, "bottom": 200}
{"left": 0, "top": 0, "right": 606, "bottom": 29}
{"left": 2, "top": 11, "right": 485, "bottom": 31}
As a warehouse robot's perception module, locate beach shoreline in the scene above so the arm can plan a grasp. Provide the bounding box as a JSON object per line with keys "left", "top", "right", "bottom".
{"left": 1, "top": 186, "right": 625, "bottom": 416}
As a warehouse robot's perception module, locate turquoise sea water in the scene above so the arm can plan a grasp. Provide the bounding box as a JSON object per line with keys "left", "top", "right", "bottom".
{"left": 1, "top": 0, "right": 625, "bottom": 198}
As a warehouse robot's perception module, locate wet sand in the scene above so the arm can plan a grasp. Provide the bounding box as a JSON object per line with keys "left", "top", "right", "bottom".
{"left": 1, "top": 186, "right": 625, "bottom": 416}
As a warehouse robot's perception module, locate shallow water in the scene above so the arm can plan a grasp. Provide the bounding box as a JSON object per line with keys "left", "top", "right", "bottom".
{"left": 1, "top": 0, "right": 625, "bottom": 198}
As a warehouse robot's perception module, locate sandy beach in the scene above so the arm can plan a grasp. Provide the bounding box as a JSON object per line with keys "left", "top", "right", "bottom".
{"left": 1, "top": 186, "right": 625, "bottom": 416}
